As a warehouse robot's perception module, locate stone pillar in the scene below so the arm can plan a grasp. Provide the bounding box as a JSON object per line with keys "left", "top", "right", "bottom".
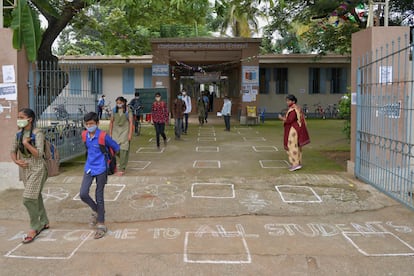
{"left": 0, "top": 28, "right": 29, "bottom": 191}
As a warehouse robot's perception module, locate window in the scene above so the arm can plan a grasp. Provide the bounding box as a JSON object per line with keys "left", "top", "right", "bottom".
{"left": 89, "top": 68, "right": 103, "bottom": 94}
{"left": 122, "top": 68, "right": 135, "bottom": 95}
{"left": 259, "top": 68, "right": 270, "bottom": 94}
{"left": 274, "top": 68, "right": 288, "bottom": 94}
{"left": 69, "top": 67, "right": 81, "bottom": 95}
{"left": 309, "top": 67, "right": 347, "bottom": 94}
{"left": 143, "top": 67, "right": 152, "bottom": 88}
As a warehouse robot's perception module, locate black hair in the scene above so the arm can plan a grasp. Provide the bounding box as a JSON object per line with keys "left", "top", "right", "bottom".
{"left": 115, "top": 96, "right": 127, "bottom": 113}
{"left": 286, "top": 94, "right": 297, "bottom": 103}
{"left": 84, "top": 112, "right": 99, "bottom": 123}
{"left": 135, "top": 92, "right": 139, "bottom": 97}
{"left": 17, "top": 108, "right": 36, "bottom": 153}
{"left": 155, "top": 92, "right": 161, "bottom": 97}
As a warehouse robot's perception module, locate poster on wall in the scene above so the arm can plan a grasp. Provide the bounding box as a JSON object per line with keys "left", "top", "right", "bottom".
{"left": 0, "top": 83, "right": 17, "bottom": 100}
{"left": 2, "top": 65, "right": 15, "bottom": 83}
{"left": 242, "top": 66, "right": 259, "bottom": 86}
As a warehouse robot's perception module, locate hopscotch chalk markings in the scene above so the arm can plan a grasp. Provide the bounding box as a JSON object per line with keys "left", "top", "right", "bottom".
{"left": 252, "top": 146, "right": 278, "bottom": 152}
{"left": 196, "top": 146, "right": 219, "bottom": 152}
{"left": 73, "top": 184, "right": 126, "bottom": 201}
{"left": 342, "top": 231, "right": 414, "bottom": 256}
{"left": 148, "top": 137, "right": 171, "bottom": 143}
{"left": 128, "top": 184, "right": 186, "bottom": 210}
{"left": 193, "top": 160, "right": 221, "bottom": 168}
{"left": 136, "top": 147, "right": 165, "bottom": 153}
{"left": 275, "top": 185, "right": 322, "bottom": 203}
{"left": 4, "top": 229, "right": 93, "bottom": 260}
{"left": 239, "top": 192, "right": 271, "bottom": 212}
{"left": 197, "top": 137, "right": 217, "bottom": 142}
{"left": 198, "top": 132, "right": 216, "bottom": 137}
{"left": 184, "top": 224, "right": 254, "bottom": 264}
{"left": 260, "top": 160, "right": 289, "bottom": 169}
{"left": 243, "top": 137, "right": 266, "bottom": 142}
{"left": 191, "top": 183, "right": 235, "bottom": 198}
{"left": 42, "top": 187, "right": 69, "bottom": 202}
{"left": 128, "top": 161, "right": 151, "bottom": 170}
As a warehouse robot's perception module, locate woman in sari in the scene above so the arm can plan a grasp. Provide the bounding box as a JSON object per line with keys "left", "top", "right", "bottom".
{"left": 278, "top": 94, "right": 310, "bottom": 171}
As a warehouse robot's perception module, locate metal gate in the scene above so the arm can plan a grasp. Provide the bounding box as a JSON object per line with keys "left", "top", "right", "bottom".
{"left": 29, "top": 61, "right": 99, "bottom": 162}
{"left": 356, "top": 30, "right": 414, "bottom": 209}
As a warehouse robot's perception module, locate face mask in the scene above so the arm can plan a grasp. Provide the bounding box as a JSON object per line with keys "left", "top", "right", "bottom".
{"left": 155, "top": 97, "right": 161, "bottom": 101}
{"left": 117, "top": 104, "right": 123, "bottom": 108}
{"left": 178, "top": 96, "right": 182, "bottom": 100}
{"left": 86, "top": 125, "right": 97, "bottom": 133}
{"left": 182, "top": 92, "right": 186, "bottom": 96}
{"left": 17, "top": 119, "right": 29, "bottom": 128}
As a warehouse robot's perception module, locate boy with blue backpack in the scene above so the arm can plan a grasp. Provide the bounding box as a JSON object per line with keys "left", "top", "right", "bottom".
{"left": 80, "top": 112, "right": 120, "bottom": 239}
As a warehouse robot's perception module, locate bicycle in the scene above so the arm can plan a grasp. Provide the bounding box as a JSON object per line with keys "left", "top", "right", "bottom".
{"left": 313, "top": 103, "right": 325, "bottom": 119}
{"left": 129, "top": 105, "right": 143, "bottom": 136}
{"left": 302, "top": 104, "right": 309, "bottom": 118}
{"left": 53, "top": 100, "right": 69, "bottom": 125}
{"left": 103, "top": 102, "right": 112, "bottom": 120}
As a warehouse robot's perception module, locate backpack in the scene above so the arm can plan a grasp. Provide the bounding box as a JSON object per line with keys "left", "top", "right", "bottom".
{"left": 16, "top": 129, "right": 60, "bottom": 177}
{"left": 81, "top": 130, "right": 117, "bottom": 175}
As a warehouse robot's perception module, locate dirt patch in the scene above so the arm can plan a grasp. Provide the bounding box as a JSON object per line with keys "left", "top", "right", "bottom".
{"left": 323, "top": 150, "right": 350, "bottom": 169}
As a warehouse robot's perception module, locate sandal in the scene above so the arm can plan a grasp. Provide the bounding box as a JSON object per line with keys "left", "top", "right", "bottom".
{"left": 94, "top": 225, "right": 107, "bottom": 239}
{"left": 22, "top": 230, "right": 39, "bottom": 244}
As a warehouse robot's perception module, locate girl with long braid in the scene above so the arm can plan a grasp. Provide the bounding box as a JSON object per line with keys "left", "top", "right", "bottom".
{"left": 10, "top": 108, "right": 49, "bottom": 243}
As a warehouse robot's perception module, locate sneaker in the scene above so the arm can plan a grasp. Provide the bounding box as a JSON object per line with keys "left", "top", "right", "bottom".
{"left": 89, "top": 212, "right": 97, "bottom": 227}
{"left": 289, "top": 165, "right": 302, "bottom": 172}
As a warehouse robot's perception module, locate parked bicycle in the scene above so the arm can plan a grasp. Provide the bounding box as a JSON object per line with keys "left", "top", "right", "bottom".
{"left": 103, "top": 101, "right": 112, "bottom": 120}
{"left": 325, "top": 104, "right": 339, "bottom": 118}
{"left": 302, "top": 104, "right": 309, "bottom": 118}
{"left": 313, "top": 103, "right": 325, "bottom": 119}
{"left": 53, "top": 101, "right": 69, "bottom": 124}
{"left": 129, "top": 105, "right": 144, "bottom": 136}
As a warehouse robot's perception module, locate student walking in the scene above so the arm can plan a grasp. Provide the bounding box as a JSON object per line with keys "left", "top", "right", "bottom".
{"left": 202, "top": 91, "right": 210, "bottom": 123}
{"left": 173, "top": 92, "right": 186, "bottom": 140}
{"left": 109, "top": 96, "right": 133, "bottom": 176}
{"left": 278, "top": 94, "right": 310, "bottom": 171}
{"left": 197, "top": 96, "right": 206, "bottom": 126}
{"left": 97, "top": 95, "right": 105, "bottom": 120}
{"left": 221, "top": 96, "right": 232, "bottom": 131}
{"left": 80, "top": 112, "right": 120, "bottom": 239}
{"left": 10, "top": 108, "right": 50, "bottom": 244}
{"left": 151, "top": 92, "right": 169, "bottom": 149}
{"left": 181, "top": 89, "right": 192, "bottom": 134}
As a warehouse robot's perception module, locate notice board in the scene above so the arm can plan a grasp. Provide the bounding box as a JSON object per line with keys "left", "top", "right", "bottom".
{"left": 134, "top": 88, "right": 168, "bottom": 114}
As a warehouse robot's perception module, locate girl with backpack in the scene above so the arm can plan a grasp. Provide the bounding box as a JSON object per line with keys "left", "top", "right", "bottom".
{"left": 109, "top": 96, "right": 134, "bottom": 176}
{"left": 10, "top": 108, "right": 49, "bottom": 244}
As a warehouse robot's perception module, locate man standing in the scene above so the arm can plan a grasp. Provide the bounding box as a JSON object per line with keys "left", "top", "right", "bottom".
{"left": 173, "top": 92, "right": 186, "bottom": 140}
{"left": 202, "top": 91, "right": 210, "bottom": 123}
{"left": 181, "top": 89, "right": 192, "bottom": 134}
{"left": 221, "top": 96, "right": 232, "bottom": 131}
{"left": 97, "top": 95, "right": 105, "bottom": 120}
{"left": 128, "top": 92, "right": 143, "bottom": 136}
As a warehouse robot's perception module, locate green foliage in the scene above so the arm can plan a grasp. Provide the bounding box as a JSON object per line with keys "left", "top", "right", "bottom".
{"left": 10, "top": 0, "right": 42, "bottom": 62}
{"left": 338, "top": 93, "right": 351, "bottom": 139}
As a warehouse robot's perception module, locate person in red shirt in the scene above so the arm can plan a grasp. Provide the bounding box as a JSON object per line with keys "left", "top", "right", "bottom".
{"left": 151, "top": 92, "right": 169, "bottom": 149}
{"left": 278, "top": 94, "right": 310, "bottom": 171}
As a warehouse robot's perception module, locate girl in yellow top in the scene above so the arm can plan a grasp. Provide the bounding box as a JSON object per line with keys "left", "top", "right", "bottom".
{"left": 10, "top": 108, "right": 49, "bottom": 243}
{"left": 109, "top": 96, "right": 134, "bottom": 176}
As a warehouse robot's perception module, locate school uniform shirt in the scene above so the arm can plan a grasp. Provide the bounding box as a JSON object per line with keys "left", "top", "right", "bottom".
{"left": 182, "top": 95, "right": 192, "bottom": 114}
{"left": 221, "top": 100, "right": 232, "bottom": 116}
{"left": 84, "top": 129, "right": 120, "bottom": 176}
{"left": 11, "top": 129, "right": 47, "bottom": 199}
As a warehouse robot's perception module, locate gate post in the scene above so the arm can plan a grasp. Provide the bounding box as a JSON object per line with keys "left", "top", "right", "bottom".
{"left": 0, "top": 29, "right": 30, "bottom": 191}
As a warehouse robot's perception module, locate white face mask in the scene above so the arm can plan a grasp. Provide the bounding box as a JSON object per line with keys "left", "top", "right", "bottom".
{"left": 17, "top": 119, "right": 29, "bottom": 128}
{"left": 155, "top": 97, "right": 161, "bottom": 101}
{"left": 117, "top": 104, "right": 123, "bottom": 108}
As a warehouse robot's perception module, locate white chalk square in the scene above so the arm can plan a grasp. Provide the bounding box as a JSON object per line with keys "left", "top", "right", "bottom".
{"left": 184, "top": 232, "right": 251, "bottom": 264}
{"left": 191, "top": 183, "right": 235, "bottom": 198}
{"left": 128, "top": 161, "right": 151, "bottom": 170}
{"left": 260, "top": 160, "right": 289, "bottom": 168}
{"left": 136, "top": 147, "right": 165, "bottom": 153}
{"left": 73, "top": 184, "right": 126, "bottom": 201}
{"left": 197, "top": 137, "right": 217, "bottom": 142}
{"left": 243, "top": 137, "right": 266, "bottom": 142}
{"left": 342, "top": 232, "right": 414, "bottom": 256}
{"left": 4, "top": 229, "right": 93, "bottom": 260}
{"left": 196, "top": 146, "right": 219, "bottom": 152}
{"left": 198, "top": 132, "right": 216, "bottom": 137}
{"left": 252, "top": 146, "right": 278, "bottom": 152}
{"left": 193, "top": 160, "right": 221, "bottom": 168}
{"left": 275, "top": 185, "right": 322, "bottom": 203}
{"left": 148, "top": 137, "right": 171, "bottom": 143}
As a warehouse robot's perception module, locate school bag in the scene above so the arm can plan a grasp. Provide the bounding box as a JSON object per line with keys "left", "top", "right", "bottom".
{"left": 16, "top": 129, "right": 60, "bottom": 177}
{"left": 81, "top": 130, "right": 117, "bottom": 175}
